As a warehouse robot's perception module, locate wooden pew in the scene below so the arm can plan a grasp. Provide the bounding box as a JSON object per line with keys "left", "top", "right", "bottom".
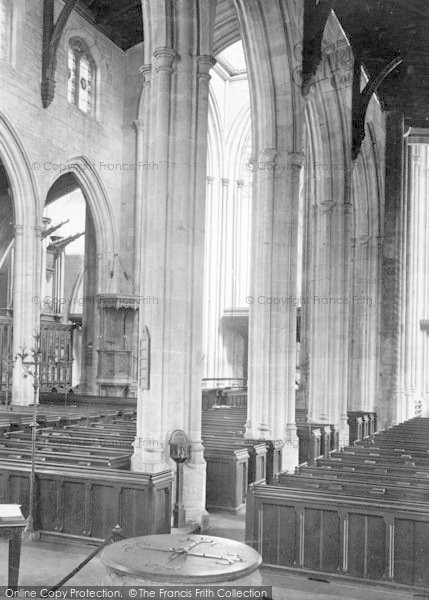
{"left": 204, "top": 442, "right": 249, "bottom": 512}
{"left": 245, "top": 482, "right": 429, "bottom": 589}
{"left": 6, "top": 431, "right": 133, "bottom": 450}
{"left": 0, "top": 438, "right": 133, "bottom": 458}
{"left": 277, "top": 472, "right": 429, "bottom": 502}
{"left": 0, "top": 447, "right": 130, "bottom": 469}
{"left": 295, "top": 465, "right": 429, "bottom": 489}
{"left": 202, "top": 407, "right": 282, "bottom": 484}
{"left": 316, "top": 457, "right": 425, "bottom": 476}
{"left": 0, "top": 460, "right": 171, "bottom": 542}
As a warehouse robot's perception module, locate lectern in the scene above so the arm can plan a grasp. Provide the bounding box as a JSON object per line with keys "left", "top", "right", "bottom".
{"left": 0, "top": 504, "right": 26, "bottom": 587}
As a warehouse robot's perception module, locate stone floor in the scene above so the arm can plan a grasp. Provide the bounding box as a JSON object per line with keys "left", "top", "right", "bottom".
{"left": 0, "top": 512, "right": 424, "bottom": 600}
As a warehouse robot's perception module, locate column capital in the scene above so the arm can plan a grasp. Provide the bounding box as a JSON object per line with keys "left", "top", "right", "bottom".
{"left": 206, "top": 175, "right": 214, "bottom": 184}
{"left": 236, "top": 179, "right": 245, "bottom": 189}
{"left": 153, "top": 47, "right": 176, "bottom": 73}
{"left": 260, "top": 148, "right": 277, "bottom": 164}
{"left": 14, "top": 224, "right": 24, "bottom": 236}
{"left": 134, "top": 119, "right": 145, "bottom": 132}
{"left": 320, "top": 200, "right": 336, "bottom": 214}
{"left": 197, "top": 55, "right": 215, "bottom": 79}
{"left": 287, "top": 151, "right": 305, "bottom": 169}
{"left": 34, "top": 225, "right": 44, "bottom": 238}
{"left": 139, "top": 64, "right": 152, "bottom": 83}
{"left": 343, "top": 201, "right": 353, "bottom": 215}
{"left": 221, "top": 178, "right": 230, "bottom": 187}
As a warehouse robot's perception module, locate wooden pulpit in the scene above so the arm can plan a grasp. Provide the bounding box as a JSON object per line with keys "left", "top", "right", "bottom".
{"left": 0, "top": 504, "right": 26, "bottom": 587}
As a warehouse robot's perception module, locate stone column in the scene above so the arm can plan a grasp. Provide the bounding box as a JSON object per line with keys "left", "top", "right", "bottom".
{"left": 307, "top": 200, "right": 332, "bottom": 424}
{"left": 245, "top": 150, "right": 302, "bottom": 469}
{"left": 12, "top": 223, "right": 40, "bottom": 405}
{"left": 79, "top": 212, "right": 98, "bottom": 394}
{"left": 218, "top": 177, "right": 230, "bottom": 377}
{"left": 132, "top": 0, "right": 215, "bottom": 526}
{"left": 403, "top": 146, "right": 418, "bottom": 421}
{"left": 403, "top": 143, "right": 428, "bottom": 420}
{"left": 202, "top": 175, "right": 215, "bottom": 381}
{"left": 231, "top": 0, "right": 304, "bottom": 471}
{"left": 305, "top": 198, "right": 352, "bottom": 445}
{"left": 349, "top": 234, "right": 375, "bottom": 413}
{"left": 377, "top": 112, "right": 406, "bottom": 429}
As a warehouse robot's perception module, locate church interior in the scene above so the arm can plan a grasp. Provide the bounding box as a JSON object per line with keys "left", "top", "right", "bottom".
{"left": 1, "top": 0, "right": 429, "bottom": 596}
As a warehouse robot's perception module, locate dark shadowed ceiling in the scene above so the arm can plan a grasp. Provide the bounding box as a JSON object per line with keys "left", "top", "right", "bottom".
{"left": 76, "top": 0, "right": 429, "bottom": 124}
{"left": 77, "top": 0, "right": 143, "bottom": 50}
{"left": 325, "top": 0, "right": 429, "bottom": 125}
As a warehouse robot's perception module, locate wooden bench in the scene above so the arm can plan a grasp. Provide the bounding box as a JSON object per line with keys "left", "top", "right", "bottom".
{"left": 6, "top": 431, "right": 133, "bottom": 450}
{"left": 299, "top": 465, "right": 429, "bottom": 488}
{"left": 317, "top": 457, "right": 425, "bottom": 476}
{"left": 204, "top": 442, "right": 249, "bottom": 512}
{"left": 246, "top": 482, "right": 429, "bottom": 589}
{"left": 0, "top": 438, "right": 133, "bottom": 458}
{"left": 277, "top": 472, "right": 429, "bottom": 502}
{"left": 0, "top": 447, "right": 130, "bottom": 469}
{"left": 202, "top": 407, "right": 282, "bottom": 484}
{"left": 0, "top": 460, "right": 171, "bottom": 542}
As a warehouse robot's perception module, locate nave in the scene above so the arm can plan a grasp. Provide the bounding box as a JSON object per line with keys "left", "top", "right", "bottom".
{"left": 1, "top": 393, "right": 428, "bottom": 595}
{"left": 2, "top": 0, "right": 429, "bottom": 593}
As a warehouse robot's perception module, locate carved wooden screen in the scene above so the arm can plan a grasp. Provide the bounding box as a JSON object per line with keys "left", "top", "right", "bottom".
{"left": 40, "top": 321, "right": 74, "bottom": 391}
{"left": 0, "top": 316, "right": 12, "bottom": 392}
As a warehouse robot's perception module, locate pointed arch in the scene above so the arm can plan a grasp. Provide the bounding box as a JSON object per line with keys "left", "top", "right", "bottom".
{"left": 44, "top": 156, "right": 118, "bottom": 293}
{"left": 0, "top": 111, "right": 41, "bottom": 404}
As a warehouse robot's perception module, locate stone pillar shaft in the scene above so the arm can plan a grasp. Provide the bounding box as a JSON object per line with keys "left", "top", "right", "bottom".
{"left": 133, "top": 0, "right": 215, "bottom": 526}
{"left": 245, "top": 151, "right": 302, "bottom": 467}
{"left": 12, "top": 224, "right": 40, "bottom": 405}
{"left": 377, "top": 112, "right": 406, "bottom": 429}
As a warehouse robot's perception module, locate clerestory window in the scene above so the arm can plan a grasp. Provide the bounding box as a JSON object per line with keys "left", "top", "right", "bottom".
{"left": 68, "top": 39, "right": 95, "bottom": 115}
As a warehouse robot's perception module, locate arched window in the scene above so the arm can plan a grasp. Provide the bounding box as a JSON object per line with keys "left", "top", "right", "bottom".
{"left": 0, "top": 0, "right": 12, "bottom": 63}
{"left": 68, "top": 39, "right": 95, "bottom": 114}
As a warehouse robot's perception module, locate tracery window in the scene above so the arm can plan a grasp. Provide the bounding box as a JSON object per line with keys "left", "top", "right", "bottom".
{"left": 68, "top": 39, "right": 95, "bottom": 114}
{"left": 0, "top": 0, "right": 12, "bottom": 63}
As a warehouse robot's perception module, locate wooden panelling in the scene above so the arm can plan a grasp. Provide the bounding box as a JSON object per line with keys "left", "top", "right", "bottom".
{"left": 0, "top": 463, "right": 172, "bottom": 542}
{"left": 246, "top": 484, "right": 429, "bottom": 589}
{"left": 394, "top": 518, "right": 429, "bottom": 587}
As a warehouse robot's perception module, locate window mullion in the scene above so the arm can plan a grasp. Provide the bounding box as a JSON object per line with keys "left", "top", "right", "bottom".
{"left": 75, "top": 51, "right": 81, "bottom": 107}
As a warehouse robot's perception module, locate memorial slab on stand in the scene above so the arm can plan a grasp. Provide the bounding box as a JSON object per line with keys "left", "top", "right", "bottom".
{"left": 100, "top": 534, "right": 262, "bottom": 586}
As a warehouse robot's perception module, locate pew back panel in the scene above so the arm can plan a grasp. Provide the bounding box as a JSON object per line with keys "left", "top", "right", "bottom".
{"left": 0, "top": 462, "right": 172, "bottom": 543}
{"left": 246, "top": 483, "right": 429, "bottom": 589}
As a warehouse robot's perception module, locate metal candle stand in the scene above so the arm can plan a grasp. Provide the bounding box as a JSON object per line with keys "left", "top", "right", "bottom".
{"left": 169, "top": 429, "right": 190, "bottom": 529}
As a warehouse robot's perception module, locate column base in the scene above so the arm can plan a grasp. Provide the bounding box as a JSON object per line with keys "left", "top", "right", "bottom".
{"left": 281, "top": 423, "right": 299, "bottom": 473}
{"left": 181, "top": 441, "right": 209, "bottom": 529}
{"left": 338, "top": 416, "right": 350, "bottom": 449}
{"left": 11, "top": 373, "right": 34, "bottom": 407}
{"left": 423, "top": 394, "right": 429, "bottom": 418}
{"left": 131, "top": 440, "right": 170, "bottom": 473}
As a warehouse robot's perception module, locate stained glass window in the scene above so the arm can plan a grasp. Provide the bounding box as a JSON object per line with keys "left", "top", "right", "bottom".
{"left": 68, "top": 39, "right": 95, "bottom": 114}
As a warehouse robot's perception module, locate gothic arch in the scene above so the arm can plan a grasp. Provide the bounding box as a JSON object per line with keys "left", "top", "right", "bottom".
{"left": 0, "top": 112, "right": 40, "bottom": 228}
{"left": 213, "top": 0, "right": 241, "bottom": 55}
{"left": 45, "top": 156, "right": 118, "bottom": 293}
{"left": 0, "top": 110, "right": 41, "bottom": 403}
